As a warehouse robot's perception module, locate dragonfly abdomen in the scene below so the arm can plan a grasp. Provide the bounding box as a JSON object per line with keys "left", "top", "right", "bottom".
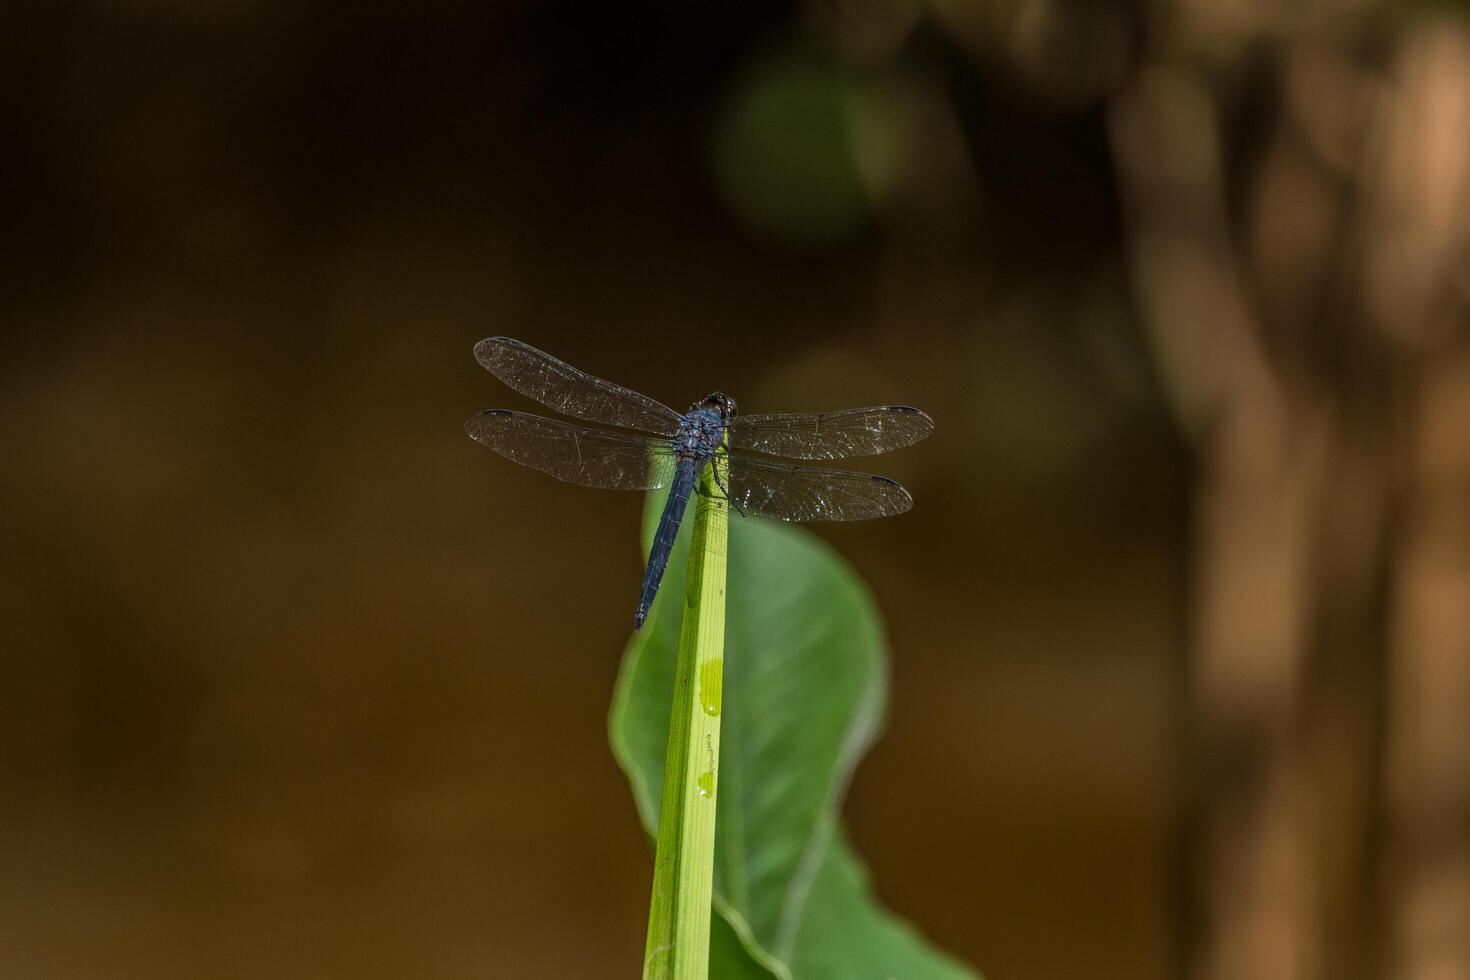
{"left": 634, "top": 457, "right": 699, "bottom": 629}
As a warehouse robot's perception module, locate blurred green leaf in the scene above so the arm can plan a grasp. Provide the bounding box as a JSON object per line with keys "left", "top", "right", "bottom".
{"left": 611, "top": 491, "right": 978, "bottom": 980}
{"left": 712, "top": 49, "right": 872, "bottom": 248}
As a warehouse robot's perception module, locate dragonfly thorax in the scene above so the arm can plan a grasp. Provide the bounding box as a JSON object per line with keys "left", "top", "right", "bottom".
{"left": 673, "top": 401, "right": 730, "bottom": 460}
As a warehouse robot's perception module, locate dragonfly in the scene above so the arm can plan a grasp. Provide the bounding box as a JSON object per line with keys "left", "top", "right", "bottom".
{"left": 465, "top": 337, "right": 933, "bottom": 629}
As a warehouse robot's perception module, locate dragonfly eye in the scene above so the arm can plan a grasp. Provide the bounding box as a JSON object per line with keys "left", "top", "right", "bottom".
{"left": 696, "top": 392, "right": 737, "bottom": 418}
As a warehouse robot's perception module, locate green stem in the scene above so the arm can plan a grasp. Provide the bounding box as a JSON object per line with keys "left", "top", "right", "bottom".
{"left": 643, "top": 455, "right": 729, "bottom": 980}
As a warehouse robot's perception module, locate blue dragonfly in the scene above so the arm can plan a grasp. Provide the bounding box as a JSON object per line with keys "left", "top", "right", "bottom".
{"left": 466, "top": 338, "right": 933, "bottom": 629}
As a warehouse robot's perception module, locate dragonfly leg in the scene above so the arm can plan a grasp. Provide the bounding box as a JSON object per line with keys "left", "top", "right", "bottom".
{"left": 708, "top": 455, "right": 747, "bottom": 517}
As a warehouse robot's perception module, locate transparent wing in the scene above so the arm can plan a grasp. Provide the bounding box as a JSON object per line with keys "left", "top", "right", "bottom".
{"left": 473, "top": 337, "right": 683, "bottom": 436}
{"left": 725, "top": 406, "right": 934, "bottom": 460}
{"left": 726, "top": 452, "right": 914, "bottom": 522}
{"left": 466, "top": 410, "right": 675, "bottom": 490}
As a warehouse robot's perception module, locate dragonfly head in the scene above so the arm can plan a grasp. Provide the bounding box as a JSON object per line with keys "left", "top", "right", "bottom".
{"left": 695, "top": 391, "right": 737, "bottom": 420}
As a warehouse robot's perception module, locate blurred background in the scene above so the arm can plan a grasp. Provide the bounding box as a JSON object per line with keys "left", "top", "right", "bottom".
{"left": 3, "top": 0, "right": 1469, "bottom": 977}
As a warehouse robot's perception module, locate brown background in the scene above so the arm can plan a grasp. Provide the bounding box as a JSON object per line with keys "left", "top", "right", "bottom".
{"left": 4, "top": 2, "right": 1468, "bottom": 979}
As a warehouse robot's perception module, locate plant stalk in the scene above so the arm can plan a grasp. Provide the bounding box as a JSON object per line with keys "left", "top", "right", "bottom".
{"left": 642, "top": 454, "right": 729, "bottom": 980}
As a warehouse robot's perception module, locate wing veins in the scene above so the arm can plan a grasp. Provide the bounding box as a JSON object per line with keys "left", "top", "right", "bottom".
{"left": 466, "top": 410, "right": 676, "bottom": 491}
{"left": 726, "top": 405, "right": 934, "bottom": 460}
{"left": 724, "top": 450, "right": 913, "bottom": 522}
{"left": 473, "top": 337, "right": 683, "bottom": 436}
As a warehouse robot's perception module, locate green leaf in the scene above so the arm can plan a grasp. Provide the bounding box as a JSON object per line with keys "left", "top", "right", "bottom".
{"left": 790, "top": 836, "right": 977, "bottom": 979}
{"left": 611, "top": 490, "right": 979, "bottom": 980}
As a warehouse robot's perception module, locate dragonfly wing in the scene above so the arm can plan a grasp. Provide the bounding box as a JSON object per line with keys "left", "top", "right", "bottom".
{"left": 466, "top": 410, "right": 676, "bottom": 490}
{"left": 473, "top": 337, "right": 683, "bottom": 436}
{"left": 726, "top": 452, "right": 913, "bottom": 522}
{"left": 726, "top": 406, "right": 934, "bottom": 460}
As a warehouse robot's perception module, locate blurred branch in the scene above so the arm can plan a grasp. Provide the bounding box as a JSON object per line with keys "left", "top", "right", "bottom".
{"left": 1110, "top": 65, "right": 1331, "bottom": 980}
{"left": 1110, "top": 3, "right": 1470, "bottom": 975}
{"left": 1111, "top": 55, "right": 1387, "bottom": 980}
{"left": 1384, "top": 348, "right": 1470, "bottom": 980}
{"left": 1369, "top": 22, "right": 1470, "bottom": 980}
